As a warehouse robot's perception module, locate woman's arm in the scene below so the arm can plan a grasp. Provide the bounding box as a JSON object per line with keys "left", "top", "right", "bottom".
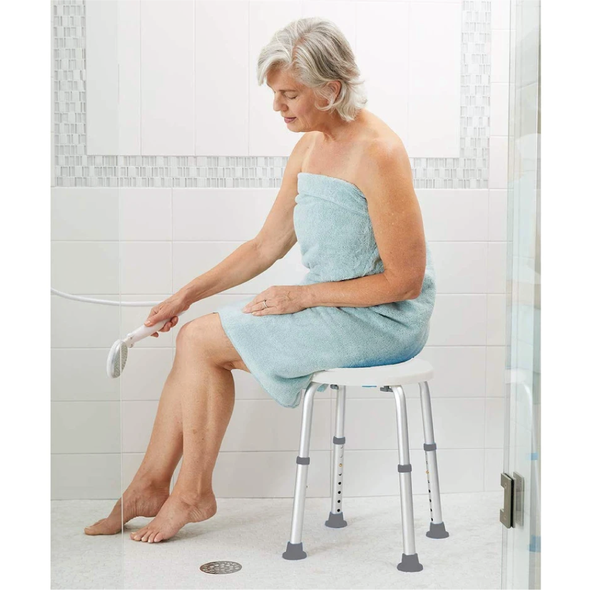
{"left": 304, "top": 139, "right": 426, "bottom": 308}
{"left": 178, "top": 241, "right": 276, "bottom": 305}
{"left": 303, "top": 271, "right": 420, "bottom": 309}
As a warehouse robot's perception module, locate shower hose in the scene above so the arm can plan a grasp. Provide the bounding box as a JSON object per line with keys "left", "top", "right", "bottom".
{"left": 50, "top": 288, "right": 163, "bottom": 308}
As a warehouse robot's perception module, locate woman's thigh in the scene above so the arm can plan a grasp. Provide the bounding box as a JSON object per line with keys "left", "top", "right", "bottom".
{"left": 177, "top": 312, "right": 250, "bottom": 373}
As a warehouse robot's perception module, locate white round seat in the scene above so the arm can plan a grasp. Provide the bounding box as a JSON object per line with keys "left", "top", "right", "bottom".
{"left": 310, "top": 357, "right": 434, "bottom": 387}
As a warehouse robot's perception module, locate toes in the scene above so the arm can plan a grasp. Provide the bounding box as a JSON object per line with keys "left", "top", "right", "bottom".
{"left": 148, "top": 531, "right": 157, "bottom": 543}
{"left": 141, "top": 531, "right": 151, "bottom": 542}
{"left": 131, "top": 527, "right": 147, "bottom": 541}
{"left": 154, "top": 532, "right": 163, "bottom": 543}
{"left": 84, "top": 518, "right": 108, "bottom": 535}
{"left": 85, "top": 518, "right": 104, "bottom": 532}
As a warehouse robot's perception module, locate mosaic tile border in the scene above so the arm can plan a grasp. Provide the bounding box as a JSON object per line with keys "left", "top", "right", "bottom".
{"left": 52, "top": 0, "right": 491, "bottom": 189}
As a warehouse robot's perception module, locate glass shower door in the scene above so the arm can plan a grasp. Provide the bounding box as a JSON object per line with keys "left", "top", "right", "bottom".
{"left": 51, "top": 0, "right": 124, "bottom": 586}
{"left": 501, "top": 1, "right": 541, "bottom": 588}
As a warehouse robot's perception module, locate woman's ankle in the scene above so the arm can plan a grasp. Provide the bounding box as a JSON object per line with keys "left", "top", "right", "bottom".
{"left": 172, "top": 481, "right": 215, "bottom": 502}
{"left": 132, "top": 470, "right": 172, "bottom": 492}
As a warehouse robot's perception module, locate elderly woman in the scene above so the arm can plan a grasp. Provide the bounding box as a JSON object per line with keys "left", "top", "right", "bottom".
{"left": 85, "top": 16, "right": 435, "bottom": 544}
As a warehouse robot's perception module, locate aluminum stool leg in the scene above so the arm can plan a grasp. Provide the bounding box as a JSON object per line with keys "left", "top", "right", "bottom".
{"left": 283, "top": 381, "right": 323, "bottom": 560}
{"left": 325, "top": 385, "right": 348, "bottom": 528}
{"left": 419, "top": 381, "right": 450, "bottom": 539}
{"left": 381, "top": 385, "right": 423, "bottom": 572}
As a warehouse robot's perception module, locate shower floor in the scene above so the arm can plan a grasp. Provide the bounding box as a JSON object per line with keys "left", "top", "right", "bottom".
{"left": 52, "top": 492, "right": 503, "bottom": 589}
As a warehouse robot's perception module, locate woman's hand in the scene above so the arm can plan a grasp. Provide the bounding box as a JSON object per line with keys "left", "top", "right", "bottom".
{"left": 144, "top": 292, "right": 191, "bottom": 337}
{"left": 242, "top": 285, "right": 311, "bottom": 316}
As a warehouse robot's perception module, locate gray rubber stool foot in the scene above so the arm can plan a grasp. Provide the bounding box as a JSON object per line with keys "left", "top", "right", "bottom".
{"left": 325, "top": 512, "right": 347, "bottom": 528}
{"left": 426, "top": 521, "right": 450, "bottom": 539}
{"left": 397, "top": 553, "right": 423, "bottom": 572}
{"left": 282, "top": 542, "right": 307, "bottom": 560}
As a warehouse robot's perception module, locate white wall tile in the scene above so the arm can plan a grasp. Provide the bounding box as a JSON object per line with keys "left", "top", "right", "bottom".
{"left": 85, "top": 0, "right": 119, "bottom": 155}
{"left": 52, "top": 454, "right": 122, "bottom": 500}
{"left": 417, "top": 190, "right": 489, "bottom": 241}
{"left": 486, "top": 345, "right": 507, "bottom": 397}
{"left": 121, "top": 400, "right": 158, "bottom": 453}
{"left": 429, "top": 294, "right": 488, "bottom": 346}
{"left": 484, "top": 448, "right": 504, "bottom": 492}
{"left": 117, "top": 0, "right": 142, "bottom": 154}
{"left": 338, "top": 448, "right": 485, "bottom": 496}
{"left": 487, "top": 294, "right": 507, "bottom": 345}
{"left": 51, "top": 293, "right": 120, "bottom": 348}
{"left": 173, "top": 188, "right": 275, "bottom": 241}
{"left": 487, "top": 242, "right": 507, "bottom": 293}
{"left": 52, "top": 242, "right": 119, "bottom": 295}
{"left": 333, "top": 397, "right": 485, "bottom": 451}
{"left": 120, "top": 242, "right": 173, "bottom": 294}
{"left": 141, "top": 0, "right": 195, "bottom": 155}
{"left": 491, "top": 0, "right": 511, "bottom": 31}
{"left": 195, "top": 1, "right": 249, "bottom": 156}
{"left": 491, "top": 28, "right": 510, "bottom": 83}
{"left": 51, "top": 189, "right": 119, "bottom": 241}
{"left": 120, "top": 188, "right": 172, "bottom": 241}
{"left": 356, "top": 1, "right": 409, "bottom": 145}
{"left": 220, "top": 399, "right": 332, "bottom": 452}
{"left": 404, "top": 346, "right": 487, "bottom": 398}
{"left": 52, "top": 401, "right": 121, "bottom": 454}
{"left": 212, "top": 450, "right": 331, "bottom": 498}
{"left": 430, "top": 242, "right": 488, "bottom": 294}
{"left": 485, "top": 397, "right": 504, "bottom": 448}
{"left": 491, "top": 82, "right": 509, "bottom": 136}
{"left": 489, "top": 189, "right": 508, "bottom": 241}
{"left": 120, "top": 348, "right": 175, "bottom": 401}
{"left": 489, "top": 135, "right": 509, "bottom": 189}
{"left": 52, "top": 348, "right": 120, "bottom": 401}
{"left": 408, "top": 1, "right": 461, "bottom": 156}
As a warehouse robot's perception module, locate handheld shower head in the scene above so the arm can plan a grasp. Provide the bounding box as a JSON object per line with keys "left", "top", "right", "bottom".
{"left": 107, "top": 339, "right": 129, "bottom": 378}
{"left": 106, "top": 311, "right": 187, "bottom": 378}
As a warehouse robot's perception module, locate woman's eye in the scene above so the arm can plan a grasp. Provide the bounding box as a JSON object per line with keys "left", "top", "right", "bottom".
{"left": 287, "top": 96, "right": 297, "bottom": 100}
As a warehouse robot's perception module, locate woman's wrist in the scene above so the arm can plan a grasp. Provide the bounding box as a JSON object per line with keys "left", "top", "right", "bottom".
{"left": 177, "top": 287, "right": 196, "bottom": 307}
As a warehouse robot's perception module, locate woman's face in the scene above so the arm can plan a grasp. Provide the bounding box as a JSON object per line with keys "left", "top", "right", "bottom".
{"left": 266, "top": 68, "right": 339, "bottom": 132}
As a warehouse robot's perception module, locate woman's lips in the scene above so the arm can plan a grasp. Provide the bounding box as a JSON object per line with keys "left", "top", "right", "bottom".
{"left": 284, "top": 117, "right": 296, "bottom": 123}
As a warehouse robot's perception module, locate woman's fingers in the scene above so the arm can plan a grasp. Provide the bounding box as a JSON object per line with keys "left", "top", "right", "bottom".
{"left": 148, "top": 315, "right": 180, "bottom": 336}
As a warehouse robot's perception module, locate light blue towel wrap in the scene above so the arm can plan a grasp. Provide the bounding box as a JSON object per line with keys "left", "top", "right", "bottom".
{"left": 214, "top": 172, "right": 436, "bottom": 409}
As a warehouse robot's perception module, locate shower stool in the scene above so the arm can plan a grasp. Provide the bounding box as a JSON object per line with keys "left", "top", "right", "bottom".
{"left": 282, "top": 357, "right": 450, "bottom": 572}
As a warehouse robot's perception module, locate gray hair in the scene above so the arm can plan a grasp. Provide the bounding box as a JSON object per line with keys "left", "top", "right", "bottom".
{"left": 257, "top": 17, "right": 368, "bottom": 122}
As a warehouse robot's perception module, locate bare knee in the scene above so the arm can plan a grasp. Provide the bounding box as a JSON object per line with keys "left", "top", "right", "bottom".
{"left": 177, "top": 317, "right": 211, "bottom": 348}
{"left": 177, "top": 314, "right": 249, "bottom": 373}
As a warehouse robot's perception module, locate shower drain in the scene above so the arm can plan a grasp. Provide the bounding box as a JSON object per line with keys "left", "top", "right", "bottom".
{"left": 200, "top": 560, "right": 242, "bottom": 575}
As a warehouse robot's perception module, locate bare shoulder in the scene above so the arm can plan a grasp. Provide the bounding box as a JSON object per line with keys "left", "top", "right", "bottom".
{"left": 358, "top": 134, "right": 413, "bottom": 195}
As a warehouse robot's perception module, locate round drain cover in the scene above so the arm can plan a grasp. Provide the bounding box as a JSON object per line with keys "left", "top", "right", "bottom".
{"left": 200, "top": 560, "right": 242, "bottom": 575}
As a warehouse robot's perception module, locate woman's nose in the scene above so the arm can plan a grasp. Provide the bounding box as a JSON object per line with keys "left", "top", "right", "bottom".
{"left": 273, "top": 97, "right": 286, "bottom": 111}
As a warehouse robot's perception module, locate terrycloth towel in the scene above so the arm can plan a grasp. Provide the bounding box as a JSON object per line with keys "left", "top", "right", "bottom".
{"left": 214, "top": 172, "right": 436, "bottom": 409}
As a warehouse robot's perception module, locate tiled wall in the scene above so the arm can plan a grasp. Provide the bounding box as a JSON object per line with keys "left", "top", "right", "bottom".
{"left": 51, "top": 0, "right": 511, "bottom": 499}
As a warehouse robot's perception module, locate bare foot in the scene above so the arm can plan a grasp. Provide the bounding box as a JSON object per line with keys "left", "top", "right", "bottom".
{"left": 84, "top": 480, "right": 170, "bottom": 536}
{"left": 130, "top": 490, "right": 217, "bottom": 543}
